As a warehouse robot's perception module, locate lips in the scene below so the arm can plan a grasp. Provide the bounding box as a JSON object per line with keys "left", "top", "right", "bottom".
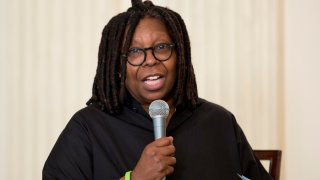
{"left": 142, "top": 74, "right": 165, "bottom": 91}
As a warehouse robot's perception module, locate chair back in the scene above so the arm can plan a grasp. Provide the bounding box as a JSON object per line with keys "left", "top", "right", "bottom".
{"left": 254, "top": 150, "right": 282, "bottom": 180}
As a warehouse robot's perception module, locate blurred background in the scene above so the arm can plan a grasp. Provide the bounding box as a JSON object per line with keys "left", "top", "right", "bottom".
{"left": 0, "top": 0, "right": 319, "bottom": 179}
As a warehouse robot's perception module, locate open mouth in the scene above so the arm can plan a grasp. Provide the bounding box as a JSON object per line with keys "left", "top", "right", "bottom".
{"left": 143, "top": 75, "right": 165, "bottom": 90}
{"left": 145, "top": 75, "right": 161, "bottom": 81}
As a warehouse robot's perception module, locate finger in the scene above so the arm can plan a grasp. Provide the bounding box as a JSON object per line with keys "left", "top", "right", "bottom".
{"left": 154, "top": 136, "right": 174, "bottom": 147}
{"left": 158, "top": 163, "right": 175, "bottom": 177}
{"left": 153, "top": 155, "right": 176, "bottom": 168}
{"left": 164, "top": 165, "right": 174, "bottom": 176}
{"left": 165, "top": 156, "right": 176, "bottom": 166}
{"left": 153, "top": 156, "right": 176, "bottom": 174}
{"left": 157, "top": 144, "right": 175, "bottom": 156}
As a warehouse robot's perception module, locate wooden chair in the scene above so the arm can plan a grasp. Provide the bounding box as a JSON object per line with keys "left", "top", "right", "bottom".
{"left": 254, "top": 150, "right": 282, "bottom": 180}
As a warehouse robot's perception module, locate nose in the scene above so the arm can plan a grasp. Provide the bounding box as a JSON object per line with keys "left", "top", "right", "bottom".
{"left": 143, "top": 49, "right": 158, "bottom": 66}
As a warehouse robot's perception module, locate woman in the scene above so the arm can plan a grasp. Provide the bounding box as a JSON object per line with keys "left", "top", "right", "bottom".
{"left": 43, "top": 1, "right": 272, "bottom": 179}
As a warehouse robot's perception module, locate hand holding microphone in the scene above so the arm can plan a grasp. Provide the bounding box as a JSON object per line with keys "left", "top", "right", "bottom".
{"left": 130, "top": 100, "right": 176, "bottom": 180}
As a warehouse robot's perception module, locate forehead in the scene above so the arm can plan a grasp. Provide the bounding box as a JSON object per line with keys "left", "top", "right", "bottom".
{"left": 135, "top": 17, "right": 167, "bottom": 30}
{"left": 130, "top": 17, "right": 171, "bottom": 43}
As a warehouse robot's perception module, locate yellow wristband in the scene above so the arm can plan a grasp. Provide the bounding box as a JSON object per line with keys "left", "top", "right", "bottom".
{"left": 125, "top": 171, "right": 132, "bottom": 180}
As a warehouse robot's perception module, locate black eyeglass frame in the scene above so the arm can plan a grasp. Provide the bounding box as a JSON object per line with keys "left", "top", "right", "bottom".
{"left": 122, "top": 43, "right": 175, "bottom": 66}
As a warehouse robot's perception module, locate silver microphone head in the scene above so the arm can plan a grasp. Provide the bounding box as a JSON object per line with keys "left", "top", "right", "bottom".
{"left": 149, "top": 100, "right": 170, "bottom": 118}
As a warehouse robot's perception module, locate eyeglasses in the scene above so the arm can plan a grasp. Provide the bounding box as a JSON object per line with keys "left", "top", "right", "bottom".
{"left": 122, "top": 43, "right": 175, "bottom": 66}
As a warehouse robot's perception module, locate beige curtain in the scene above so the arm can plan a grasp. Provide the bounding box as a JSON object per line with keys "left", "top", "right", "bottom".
{"left": 0, "top": 0, "right": 281, "bottom": 179}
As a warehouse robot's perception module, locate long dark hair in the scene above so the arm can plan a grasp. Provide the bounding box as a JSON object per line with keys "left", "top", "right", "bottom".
{"left": 87, "top": 0, "right": 198, "bottom": 114}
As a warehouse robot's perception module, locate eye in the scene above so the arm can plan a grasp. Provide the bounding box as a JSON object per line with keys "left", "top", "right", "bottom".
{"left": 154, "top": 43, "right": 170, "bottom": 52}
{"left": 128, "top": 48, "right": 143, "bottom": 56}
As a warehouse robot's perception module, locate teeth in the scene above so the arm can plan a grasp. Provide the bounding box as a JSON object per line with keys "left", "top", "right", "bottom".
{"left": 146, "top": 76, "right": 160, "bottom": 80}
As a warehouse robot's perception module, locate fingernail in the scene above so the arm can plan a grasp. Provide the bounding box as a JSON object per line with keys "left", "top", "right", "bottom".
{"left": 168, "top": 136, "right": 174, "bottom": 142}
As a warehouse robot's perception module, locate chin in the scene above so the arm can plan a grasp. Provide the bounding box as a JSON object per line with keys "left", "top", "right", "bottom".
{"left": 144, "top": 93, "right": 167, "bottom": 102}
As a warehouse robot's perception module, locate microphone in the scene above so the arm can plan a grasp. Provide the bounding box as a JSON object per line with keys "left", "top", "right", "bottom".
{"left": 148, "top": 100, "right": 169, "bottom": 140}
{"left": 149, "top": 100, "right": 170, "bottom": 180}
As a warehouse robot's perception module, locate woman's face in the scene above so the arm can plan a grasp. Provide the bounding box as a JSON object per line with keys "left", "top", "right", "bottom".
{"left": 125, "top": 17, "right": 177, "bottom": 107}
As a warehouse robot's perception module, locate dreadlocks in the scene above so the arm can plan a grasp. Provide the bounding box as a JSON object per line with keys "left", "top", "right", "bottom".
{"left": 87, "top": 0, "right": 198, "bottom": 114}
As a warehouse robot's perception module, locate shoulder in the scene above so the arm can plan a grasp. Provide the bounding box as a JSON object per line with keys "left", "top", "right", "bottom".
{"left": 72, "top": 104, "right": 105, "bottom": 120}
{"left": 66, "top": 104, "right": 113, "bottom": 131}
{"left": 189, "top": 98, "right": 241, "bottom": 135}
{"left": 195, "top": 98, "right": 235, "bottom": 119}
{"left": 67, "top": 104, "right": 139, "bottom": 133}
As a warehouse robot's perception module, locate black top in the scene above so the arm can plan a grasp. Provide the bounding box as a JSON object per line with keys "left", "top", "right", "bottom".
{"left": 43, "top": 98, "right": 272, "bottom": 180}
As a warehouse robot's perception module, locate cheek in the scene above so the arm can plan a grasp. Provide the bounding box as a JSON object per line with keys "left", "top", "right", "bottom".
{"left": 125, "top": 66, "right": 138, "bottom": 90}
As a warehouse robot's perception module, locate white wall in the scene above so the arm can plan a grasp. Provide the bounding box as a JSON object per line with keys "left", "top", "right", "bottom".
{"left": 0, "top": 0, "right": 279, "bottom": 179}
{"left": 284, "top": 0, "right": 320, "bottom": 179}
{"left": 0, "top": 0, "right": 9, "bottom": 178}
